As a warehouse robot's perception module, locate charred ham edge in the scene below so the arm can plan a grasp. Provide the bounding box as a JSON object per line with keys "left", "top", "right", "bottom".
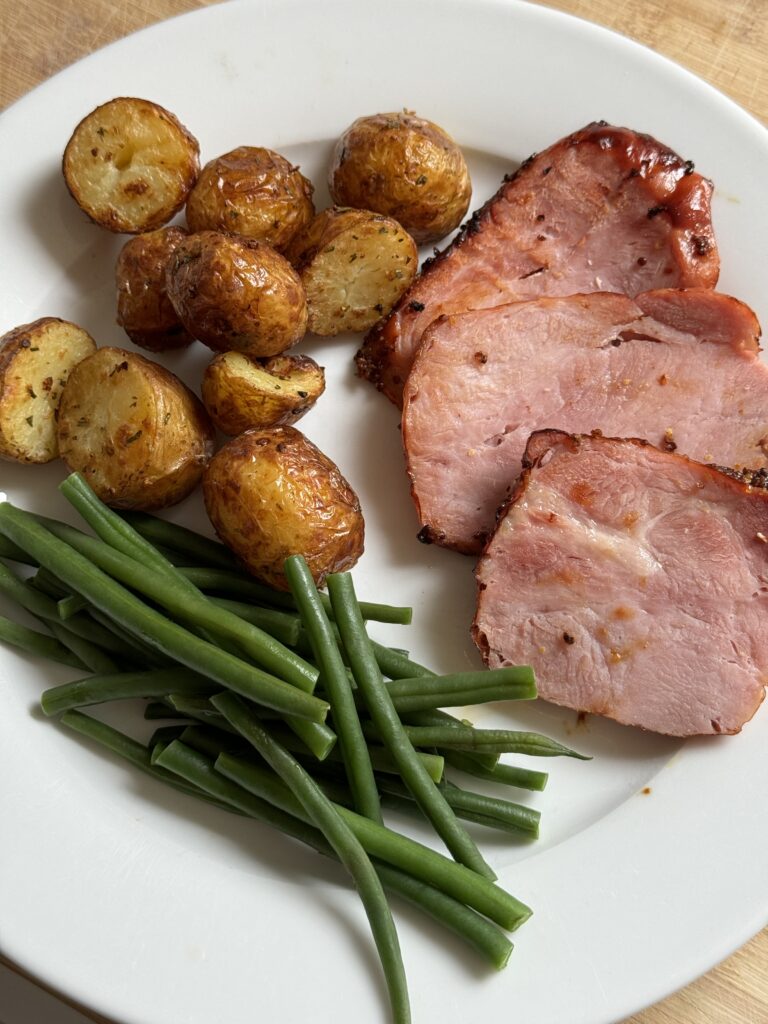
{"left": 357, "top": 121, "right": 719, "bottom": 406}
{"left": 472, "top": 429, "right": 768, "bottom": 736}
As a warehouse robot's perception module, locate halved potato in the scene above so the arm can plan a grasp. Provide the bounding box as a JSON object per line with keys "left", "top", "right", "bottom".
{"left": 63, "top": 97, "right": 200, "bottom": 233}
{"left": 287, "top": 207, "right": 417, "bottom": 335}
{"left": 329, "top": 111, "right": 471, "bottom": 245}
{"left": 115, "top": 226, "right": 194, "bottom": 350}
{"left": 57, "top": 347, "right": 215, "bottom": 509}
{"left": 203, "top": 425, "right": 364, "bottom": 590}
{"left": 166, "top": 231, "right": 307, "bottom": 357}
{"left": 185, "top": 146, "right": 315, "bottom": 253}
{"left": 201, "top": 352, "right": 325, "bottom": 434}
{"left": 0, "top": 318, "right": 96, "bottom": 464}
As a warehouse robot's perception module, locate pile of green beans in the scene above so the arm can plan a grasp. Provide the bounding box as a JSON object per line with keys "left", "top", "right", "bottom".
{"left": 0, "top": 475, "right": 590, "bottom": 1024}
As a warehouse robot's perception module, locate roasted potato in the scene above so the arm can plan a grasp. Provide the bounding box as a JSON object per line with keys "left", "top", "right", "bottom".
{"left": 63, "top": 97, "right": 200, "bottom": 233}
{"left": 328, "top": 111, "right": 471, "bottom": 245}
{"left": 185, "top": 146, "right": 315, "bottom": 253}
{"left": 165, "top": 231, "right": 307, "bottom": 357}
{"left": 0, "top": 318, "right": 96, "bottom": 464}
{"left": 57, "top": 347, "right": 215, "bottom": 509}
{"left": 203, "top": 426, "right": 364, "bottom": 589}
{"left": 201, "top": 352, "right": 325, "bottom": 435}
{"left": 287, "top": 207, "right": 418, "bottom": 335}
{"left": 115, "top": 227, "right": 195, "bottom": 351}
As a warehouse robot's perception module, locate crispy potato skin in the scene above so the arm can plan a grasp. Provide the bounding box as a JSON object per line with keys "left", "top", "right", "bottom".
{"left": 0, "top": 318, "right": 96, "bottom": 464}
{"left": 57, "top": 347, "right": 215, "bottom": 509}
{"left": 185, "top": 147, "right": 315, "bottom": 253}
{"left": 201, "top": 352, "right": 325, "bottom": 434}
{"left": 63, "top": 97, "right": 200, "bottom": 234}
{"left": 166, "top": 231, "right": 307, "bottom": 357}
{"left": 116, "top": 227, "right": 195, "bottom": 350}
{"left": 329, "top": 112, "right": 471, "bottom": 245}
{"left": 203, "top": 426, "right": 364, "bottom": 590}
{"left": 287, "top": 207, "right": 418, "bottom": 335}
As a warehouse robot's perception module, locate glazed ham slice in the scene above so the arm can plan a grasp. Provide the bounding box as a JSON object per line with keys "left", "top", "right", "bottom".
{"left": 403, "top": 289, "right": 768, "bottom": 554}
{"left": 357, "top": 122, "right": 719, "bottom": 406}
{"left": 473, "top": 431, "right": 768, "bottom": 737}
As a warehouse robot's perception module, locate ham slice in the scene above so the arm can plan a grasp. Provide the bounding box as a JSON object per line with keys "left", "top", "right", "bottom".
{"left": 402, "top": 289, "right": 767, "bottom": 554}
{"left": 473, "top": 430, "right": 768, "bottom": 737}
{"left": 357, "top": 122, "right": 719, "bottom": 406}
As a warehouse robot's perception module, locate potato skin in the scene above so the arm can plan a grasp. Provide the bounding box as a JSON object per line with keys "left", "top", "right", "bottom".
{"left": 116, "top": 227, "right": 195, "bottom": 350}
{"left": 0, "top": 318, "right": 96, "bottom": 464}
{"left": 186, "top": 147, "right": 315, "bottom": 253}
{"left": 57, "top": 347, "right": 215, "bottom": 509}
{"left": 166, "top": 231, "right": 307, "bottom": 357}
{"left": 287, "top": 207, "right": 418, "bottom": 335}
{"left": 201, "top": 352, "right": 325, "bottom": 435}
{"left": 203, "top": 426, "right": 364, "bottom": 590}
{"left": 63, "top": 97, "right": 200, "bottom": 233}
{"left": 329, "top": 112, "right": 471, "bottom": 245}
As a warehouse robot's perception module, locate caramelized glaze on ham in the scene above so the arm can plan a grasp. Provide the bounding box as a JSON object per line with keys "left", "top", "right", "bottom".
{"left": 473, "top": 431, "right": 768, "bottom": 737}
{"left": 357, "top": 122, "right": 719, "bottom": 406}
{"left": 403, "top": 289, "right": 767, "bottom": 554}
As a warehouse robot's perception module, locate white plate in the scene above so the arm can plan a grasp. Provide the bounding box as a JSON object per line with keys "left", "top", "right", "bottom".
{"left": 1, "top": 2, "right": 767, "bottom": 1022}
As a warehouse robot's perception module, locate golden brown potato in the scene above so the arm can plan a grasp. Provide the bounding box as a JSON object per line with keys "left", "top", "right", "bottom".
{"left": 201, "top": 352, "right": 325, "bottom": 435}
{"left": 57, "top": 347, "right": 215, "bottom": 509}
{"left": 115, "top": 227, "right": 194, "bottom": 351}
{"left": 328, "top": 111, "right": 471, "bottom": 245}
{"left": 203, "top": 426, "right": 364, "bottom": 590}
{"left": 63, "top": 97, "right": 200, "bottom": 233}
{"left": 165, "top": 231, "right": 307, "bottom": 357}
{"left": 0, "top": 318, "right": 96, "bottom": 464}
{"left": 185, "top": 146, "right": 315, "bottom": 253}
{"left": 287, "top": 207, "right": 417, "bottom": 336}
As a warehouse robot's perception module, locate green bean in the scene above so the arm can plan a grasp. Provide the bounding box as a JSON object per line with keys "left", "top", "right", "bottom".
{"left": 285, "top": 556, "right": 381, "bottom": 822}
{"left": 209, "top": 597, "right": 300, "bottom": 647}
{"left": 36, "top": 508, "right": 318, "bottom": 695}
{"left": 144, "top": 701, "right": 188, "bottom": 721}
{"left": 443, "top": 751, "right": 549, "bottom": 793}
{"left": 0, "top": 502, "right": 328, "bottom": 724}
{"left": 365, "top": 721, "right": 585, "bottom": 759}
{"left": 178, "top": 567, "right": 413, "bottom": 626}
{"left": 216, "top": 750, "right": 531, "bottom": 931}
{"left": 370, "top": 642, "right": 435, "bottom": 681}
{"left": 149, "top": 725, "right": 188, "bottom": 748}
{"left": 401, "top": 710, "right": 498, "bottom": 771}
{"left": 57, "top": 593, "right": 89, "bottom": 620}
{"left": 0, "top": 560, "right": 61, "bottom": 621}
{"left": 41, "top": 668, "right": 214, "bottom": 717}
{"left": 119, "top": 510, "right": 241, "bottom": 570}
{"left": 87, "top": 608, "right": 172, "bottom": 667}
{"left": 0, "top": 534, "right": 35, "bottom": 564}
{"left": 207, "top": 696, "right": 410, "bottom": 1024}
{"left": 47, "top": 620, "right": 119, "bottom": 675}
{"left": 59, "top": 710, "right": 243, "bottom": 813}
{"left": 328, "top": 571, "right": 495, "bottom": 881}
{"left": 156, "top": 739, "right": 512, "bottom": 969}
{"left": 0, "top": 613, "right": 85, "bottom": 668}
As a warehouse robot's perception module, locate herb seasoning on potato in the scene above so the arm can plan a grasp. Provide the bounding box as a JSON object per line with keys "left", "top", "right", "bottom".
{"left": 329, "top": 111, "right": 472, "bottom": 245}
{"left": 203, "top": 425, "right": 364, "bottom": 589}
{"left": 185, "top": 146, "right": 315, "bottom": 253}
{"left": 201, "top": 352, "right": 325, "bottom": 434}
{"left": 0, "top": 318, "right": 96, "bottom": 464}
{"left": 57, "top": 347, "right": 215, "bottom": 510}
{"left": 287, "top": 207, "right": 418, "bottom": 335}
{"left": 166, "top": 231, "right": 308, "bottom": 357}
{"left": 63, "top": 97, "right": 200, "bottom": 234}
{"left": 115, "top": 227, "right": 194, "bottom": 351}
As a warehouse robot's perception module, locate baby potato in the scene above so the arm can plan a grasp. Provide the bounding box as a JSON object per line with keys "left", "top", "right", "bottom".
{"left": 63, "top": 97, "right": 200, "bottom": 233}
{"left": 115, "top": 226, "right": 194, "bottom": 351}
{"left": 0, "top": 318, "right": 96, "bottom": 464}
{"left": 185, "top": 146, "right": 315, "bottom": 253}
{"left": 287, "top": 207, "right": 418, "bottom": 336}
{"left": 201, "top": 351, "right": 325, "bottom": 435}
{"left": 166, "top": 231, "right": 307, "bottom": 357}
{"left": 57, "top": 347, "right": 215, "bottom": 509}
{"left": 329, "top": 111, "right": 471, "bottom": 245}
{"left": 203, "top": 425, "right": 364, "bottom": 590}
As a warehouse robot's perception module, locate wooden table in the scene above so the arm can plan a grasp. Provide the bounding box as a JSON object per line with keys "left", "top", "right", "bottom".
{"left": 0, "top": 1, "right": 766, "bottom": 1022}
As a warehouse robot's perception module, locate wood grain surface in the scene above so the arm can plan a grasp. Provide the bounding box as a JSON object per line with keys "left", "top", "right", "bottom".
{"left": 0, "top": 2, "right": 766, "bottom": 1023}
